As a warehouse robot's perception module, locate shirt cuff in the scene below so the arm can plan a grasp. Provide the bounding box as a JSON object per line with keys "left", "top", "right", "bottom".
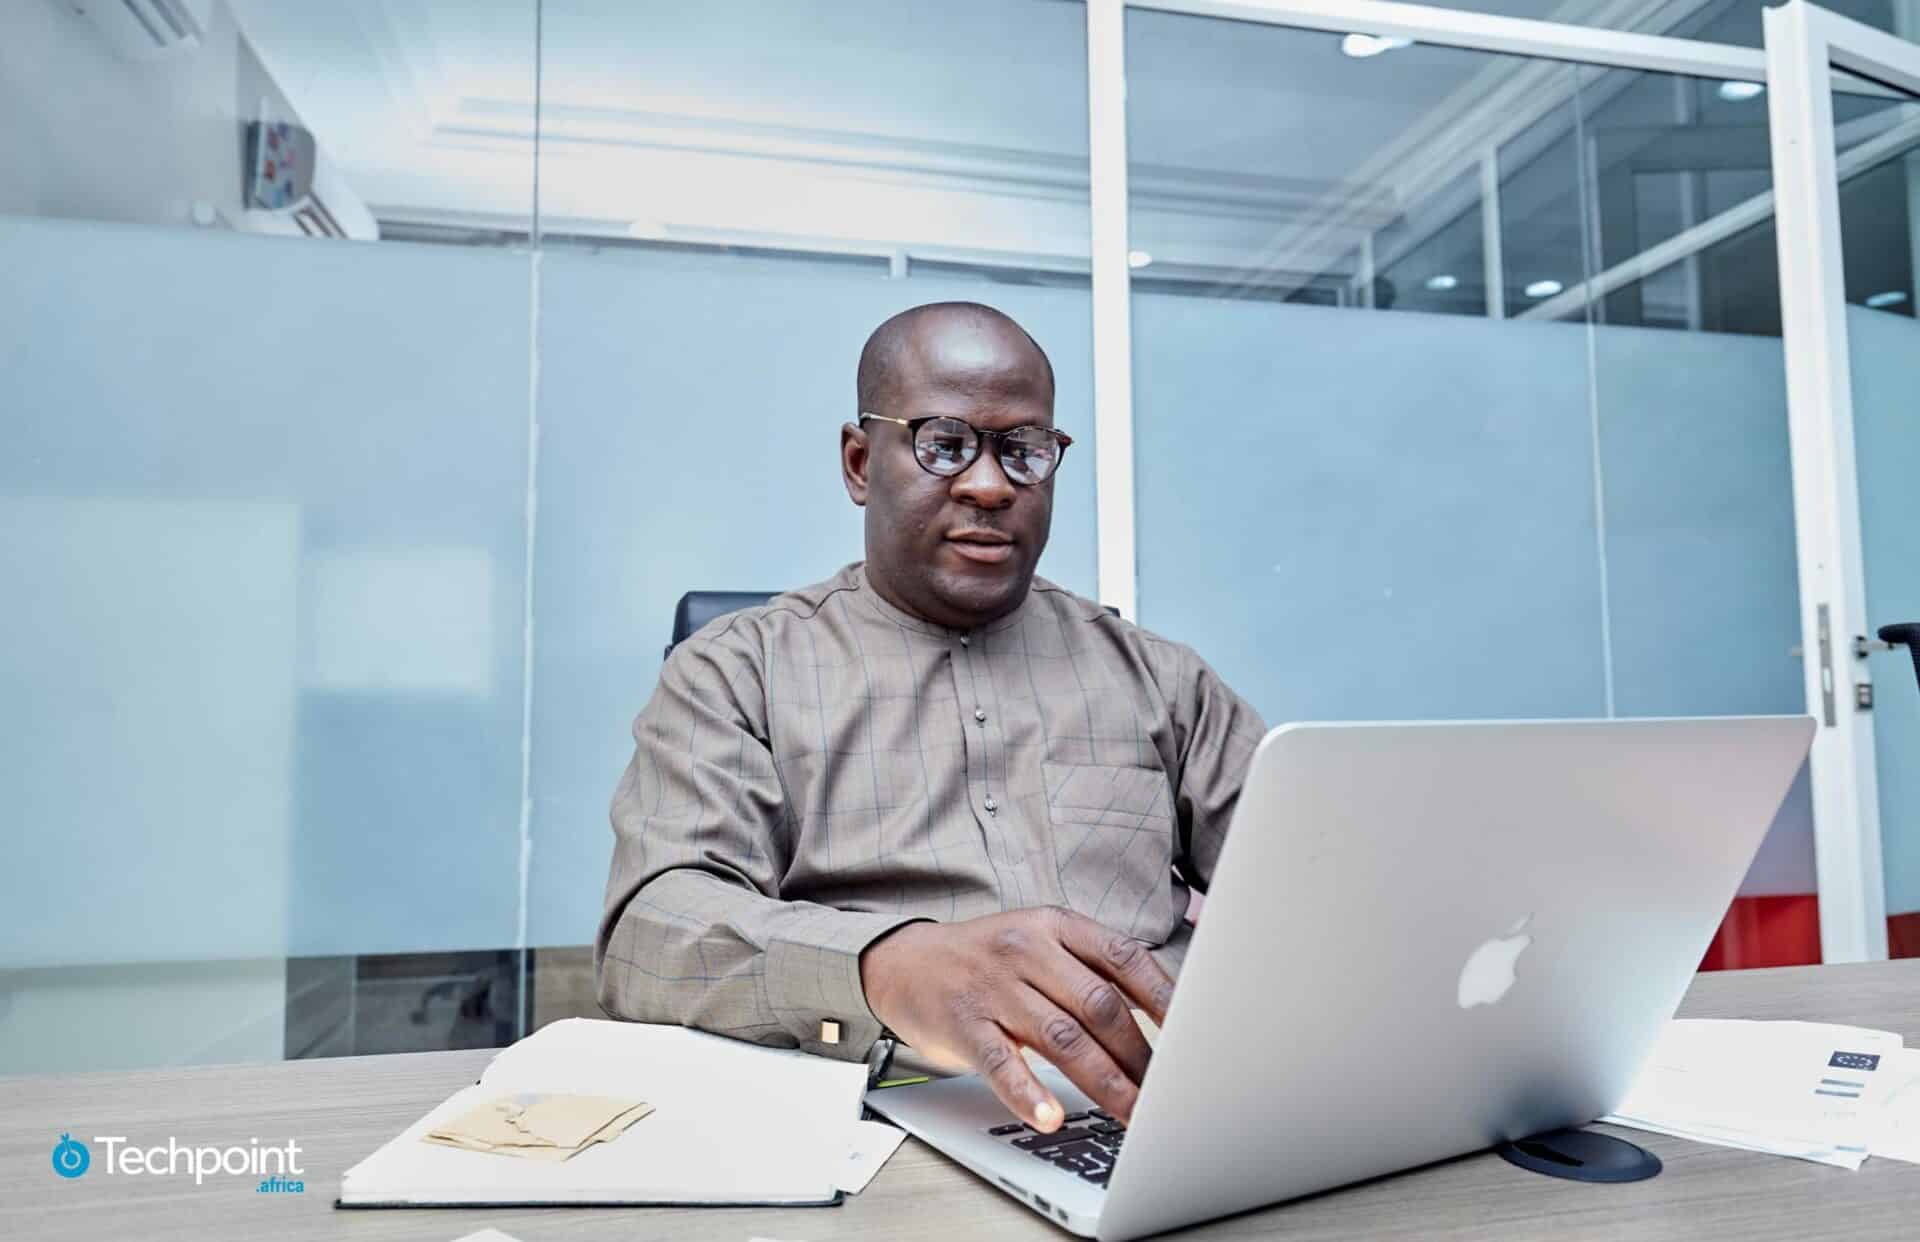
{"left": 765, "top": 909, "right": 933, "bottom": 1061}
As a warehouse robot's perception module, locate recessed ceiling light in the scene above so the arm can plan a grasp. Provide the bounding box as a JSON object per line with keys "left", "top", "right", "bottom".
{"left": 1718, "top": 80, "right": 1765, "bottom": 102}
{"left": 1525, "top": 279, "right": 1565, "bottom": 299}
{"left": 1865, "top": 290, "right": 1909, "bottom": 308}
{"left": 1341, "top": 33, "right": 1413, "bottom": 58}
{"left": 1425, "top": 273, "right": 1459, "bottom": 291}
{"left": 1128, "top": 250, "right": 1153, "bottom": 269}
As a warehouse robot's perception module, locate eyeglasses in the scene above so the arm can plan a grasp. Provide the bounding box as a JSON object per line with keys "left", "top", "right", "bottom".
{"left": 857, "top": 412, "right": 1073, "bottom": 486}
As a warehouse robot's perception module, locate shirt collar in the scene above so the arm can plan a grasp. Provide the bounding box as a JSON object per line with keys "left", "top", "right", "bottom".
{"left": 849, "top": 561, "right": 1037, "bottom": 637}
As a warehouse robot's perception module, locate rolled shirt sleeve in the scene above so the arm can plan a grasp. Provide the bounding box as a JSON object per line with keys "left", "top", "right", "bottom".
{"left": 595, "top": 618, "right": 926, "bottom": 1061}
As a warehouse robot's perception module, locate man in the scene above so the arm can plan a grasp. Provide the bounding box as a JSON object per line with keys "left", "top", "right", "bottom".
{"left": 598, "top": 302, "right": 1265, "bottom": 1135}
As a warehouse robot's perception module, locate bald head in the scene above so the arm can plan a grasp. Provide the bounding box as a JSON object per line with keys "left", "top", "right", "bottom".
{"left": 841, "top": 301, "right": 1060, "bottom": 630}
{"left": 856, "top": 302, "right": 1055, "bottom": 416}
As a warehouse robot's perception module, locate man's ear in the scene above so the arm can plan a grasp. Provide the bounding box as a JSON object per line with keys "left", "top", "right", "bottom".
{"left": 841, "top": 421, "right": 870, "bottom": 506}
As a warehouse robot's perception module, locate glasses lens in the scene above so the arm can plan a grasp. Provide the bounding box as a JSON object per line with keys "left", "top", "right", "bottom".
{"left": 913, "top": 417, "right": 978, "bottom": 476}
{"left": 999, "top": 426, "right": 1062, "bottom": 484}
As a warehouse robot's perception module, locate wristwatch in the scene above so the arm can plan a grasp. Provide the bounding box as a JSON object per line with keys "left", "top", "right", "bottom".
{"left": 865, "top": 1029, "right": 899, "bottom": 1087}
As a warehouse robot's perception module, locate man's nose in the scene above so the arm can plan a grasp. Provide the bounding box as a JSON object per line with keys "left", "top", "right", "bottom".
{"left": 949, "top": 446, "right": 1017, "bottom": 508}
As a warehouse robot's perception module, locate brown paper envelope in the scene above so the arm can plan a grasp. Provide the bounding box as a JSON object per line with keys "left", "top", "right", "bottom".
{"left": 423, "top": 1095, "right": 653, "bottom": 1161}
{"left": 426, "top": 1098, "right": 652, "bottom": 1159}
{"left": 573, "top": 1101, "right": 655, "bottom": 1147}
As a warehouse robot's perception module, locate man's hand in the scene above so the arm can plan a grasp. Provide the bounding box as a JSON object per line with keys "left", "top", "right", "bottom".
{"left": 859, "top": 907, "right": 1173, "bottom": 1131}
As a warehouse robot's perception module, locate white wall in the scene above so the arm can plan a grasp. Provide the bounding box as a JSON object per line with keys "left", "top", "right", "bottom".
{"left": 2, "top": 0, "right": 305, "bottom": 232}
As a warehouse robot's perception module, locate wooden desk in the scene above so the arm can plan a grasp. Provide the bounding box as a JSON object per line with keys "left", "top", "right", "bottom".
{"left": 5, "top": 961, "right": 1917, "bottom": 1241}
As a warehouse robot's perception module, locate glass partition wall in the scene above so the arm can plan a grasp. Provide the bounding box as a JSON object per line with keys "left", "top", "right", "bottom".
{"left": 4, "top": 0, "right": 1909, "bottom": 1075}
{"left": 0, "top": 0, "right": 1096, "bottom": 1073}
{"left": 0, "top": 0, "right": 541, "bottom": 1074}
{"left": 523, "top": 0, "right": 1103, "bottom": 975}
{"left": 1122, "top": 6, "right": 1819, "bottom": 969}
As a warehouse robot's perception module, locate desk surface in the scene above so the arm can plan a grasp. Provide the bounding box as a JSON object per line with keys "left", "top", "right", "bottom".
{"left": 5, "top": 960, "right": 1917, "bottom": 1241}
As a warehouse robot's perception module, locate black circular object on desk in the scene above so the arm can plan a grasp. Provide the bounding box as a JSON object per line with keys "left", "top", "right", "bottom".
{"left": 1494, "top": 1128, "right": 1662, "bottom": 1182}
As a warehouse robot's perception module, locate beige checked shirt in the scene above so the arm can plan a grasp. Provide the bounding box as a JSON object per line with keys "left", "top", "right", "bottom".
{"left": 596, "top": 561, "right": 1267, "bottom": 1062}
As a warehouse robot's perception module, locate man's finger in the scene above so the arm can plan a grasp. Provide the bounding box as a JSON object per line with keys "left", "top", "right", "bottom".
{"left": 965, "top": 1019, "right": 1063, "bottom": 1131}
{"left": 1008, "top": 986, "right": 1141, "bottom": 1125}
{"left": 1027, "top": 954, "right": 1154, "bottom": 1086}
{"left": 1053, "top": 910, "right": 1176, "bottom": 1026}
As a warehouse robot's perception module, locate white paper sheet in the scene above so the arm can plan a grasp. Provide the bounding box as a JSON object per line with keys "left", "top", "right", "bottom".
{"left": 477, "top": 1019, "right": 869, "bottom": 1123}
{"left": 1603, "top": 1019, "right": 1905, "bottom": 1171}
{"left": 1868, "top": 1047, "right": 1920, "bottom": 1166}
{"left": 341, "top": 1019, "right": 881, "bottom": 1205}
{"left": 834, "top": 1119, "right": 908, "bottom": 1194}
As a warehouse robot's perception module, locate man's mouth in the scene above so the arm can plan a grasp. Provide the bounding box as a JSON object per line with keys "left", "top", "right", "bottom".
{"left": 945, "top": 530, "right": 1015, "bottom": 565}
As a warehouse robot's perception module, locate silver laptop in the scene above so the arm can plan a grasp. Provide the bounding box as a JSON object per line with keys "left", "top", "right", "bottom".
{"left": 867, "top": 716, "right": 1815, "bottom": 1240}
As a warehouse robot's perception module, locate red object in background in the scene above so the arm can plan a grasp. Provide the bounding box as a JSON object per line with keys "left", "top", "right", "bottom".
{"left": 1891, "top": 911, "right": 1920, "bottom": 959}
{"left": 1700, "top": 898, "right": 1920, "bottom": 969}
{"left": 1699, "top": 895, "right": 1822, "bottom": 970}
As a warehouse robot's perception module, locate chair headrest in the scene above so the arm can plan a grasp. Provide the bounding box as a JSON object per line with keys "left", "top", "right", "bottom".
{"left": 668, "top": 590, "right": 780, "bottom": 657}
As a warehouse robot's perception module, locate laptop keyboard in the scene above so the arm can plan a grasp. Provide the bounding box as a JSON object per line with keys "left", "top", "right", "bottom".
{"left": 985, "top": 1109, "right": 1126, "bottom": 1187}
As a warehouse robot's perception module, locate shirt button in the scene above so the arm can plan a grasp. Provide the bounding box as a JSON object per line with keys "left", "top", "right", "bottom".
{"left": 959, "top": 635, "right": 970, "bottom": 647}
{"left": 984, "top": 798, "right": 998, "bottom": 814}
{"left": 974, "top": 707, "right": 987, "bottom": 723}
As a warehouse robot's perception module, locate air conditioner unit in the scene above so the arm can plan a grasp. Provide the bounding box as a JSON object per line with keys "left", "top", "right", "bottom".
{"left": 238, "top": 120, "right": 380, "bottom": 241}
{"left": 300, "top": 165, "right": 380, "bottom": 241}
{"left": 245, "top": 120, "right": 316, "bottom": 211}
{"left": 71, "top": 0, "right": 213, "bottom": 60}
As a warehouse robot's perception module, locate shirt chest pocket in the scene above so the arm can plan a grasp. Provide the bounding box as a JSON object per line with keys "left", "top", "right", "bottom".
{"left": 1041, "top": 762, "right": 1180, "bottom": 940}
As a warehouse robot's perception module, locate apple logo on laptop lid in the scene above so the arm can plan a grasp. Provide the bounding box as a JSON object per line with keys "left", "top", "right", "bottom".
{"left": 1458, "top": 914, "right": 1534, "bottom": 1009}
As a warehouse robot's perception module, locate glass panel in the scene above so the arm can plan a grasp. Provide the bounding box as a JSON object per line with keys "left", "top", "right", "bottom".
{"left": 1498, "top": 91, "right": 1591, "bottom": 319}
{"left": 1533, "top": 67, "right": 1913, "bottom": 338}
{"left": 1834, "top": 87, "right": 1920, "bottom": 960}
{"left": 1666, "top": 0, "right": 1914, "bottom": 49}
{"left": 1565, "top": 65, "right": 1815, "bottom": 969}
{"left": 525, "top": 0, "right": 1097, "bottom": 952}
{"left": 0, "top": 3, "right": 537, "bottom": 1072}
{"left": 1126, "top": 12, "right": 1817, "bottom": 970}
{"left": 1375, "top": 168, "right": 1488, "bottom": 317}
{"left": 1127, "top": 11, "right": 1605, "bottom": 723}
{"left": 1127, "top": 13, "right": 1517, "bottom": 317}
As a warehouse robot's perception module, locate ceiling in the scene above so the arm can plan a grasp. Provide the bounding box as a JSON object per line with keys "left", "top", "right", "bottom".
{"left": 227, "top": 0, "right": 1649, "bottom": 264}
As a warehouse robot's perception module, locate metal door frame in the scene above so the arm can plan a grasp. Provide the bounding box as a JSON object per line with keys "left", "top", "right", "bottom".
{"left": 1764, "top": 0, "right": 1920, "bottom": 961}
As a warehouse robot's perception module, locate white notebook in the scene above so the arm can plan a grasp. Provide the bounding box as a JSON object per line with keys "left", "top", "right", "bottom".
{"left": 337, "top": 1018, "right": 901, "bottom": 1208}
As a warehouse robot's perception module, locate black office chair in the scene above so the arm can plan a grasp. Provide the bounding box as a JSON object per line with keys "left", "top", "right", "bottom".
{"left": 665, "top": 591, "right": 780, "bottom": 660}
{"left": 1880, "top": 623, "right": 1920, "bottom": 696}
{"left": 666, "top": 589, "right": 1122, "bottom": 659}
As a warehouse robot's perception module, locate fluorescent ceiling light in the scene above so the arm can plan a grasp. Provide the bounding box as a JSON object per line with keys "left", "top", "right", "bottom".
{"left": 1524, "top": 279, "right": 1564, "bottom": 299}
{"left": 1341, "top": 33, "right": 1413, "bottom": 58}
{"left": 1717, "top": 80, "right": 1765, "bottom": 102}
{"left": 1865, "top": 290, "right": 1909, "bottom": 308}
{"left": 1425, "top": 273, "right": 1459, "bottom": 291}
{"left": 1128, "top": 250, "right": 1153, "bottom": 269}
